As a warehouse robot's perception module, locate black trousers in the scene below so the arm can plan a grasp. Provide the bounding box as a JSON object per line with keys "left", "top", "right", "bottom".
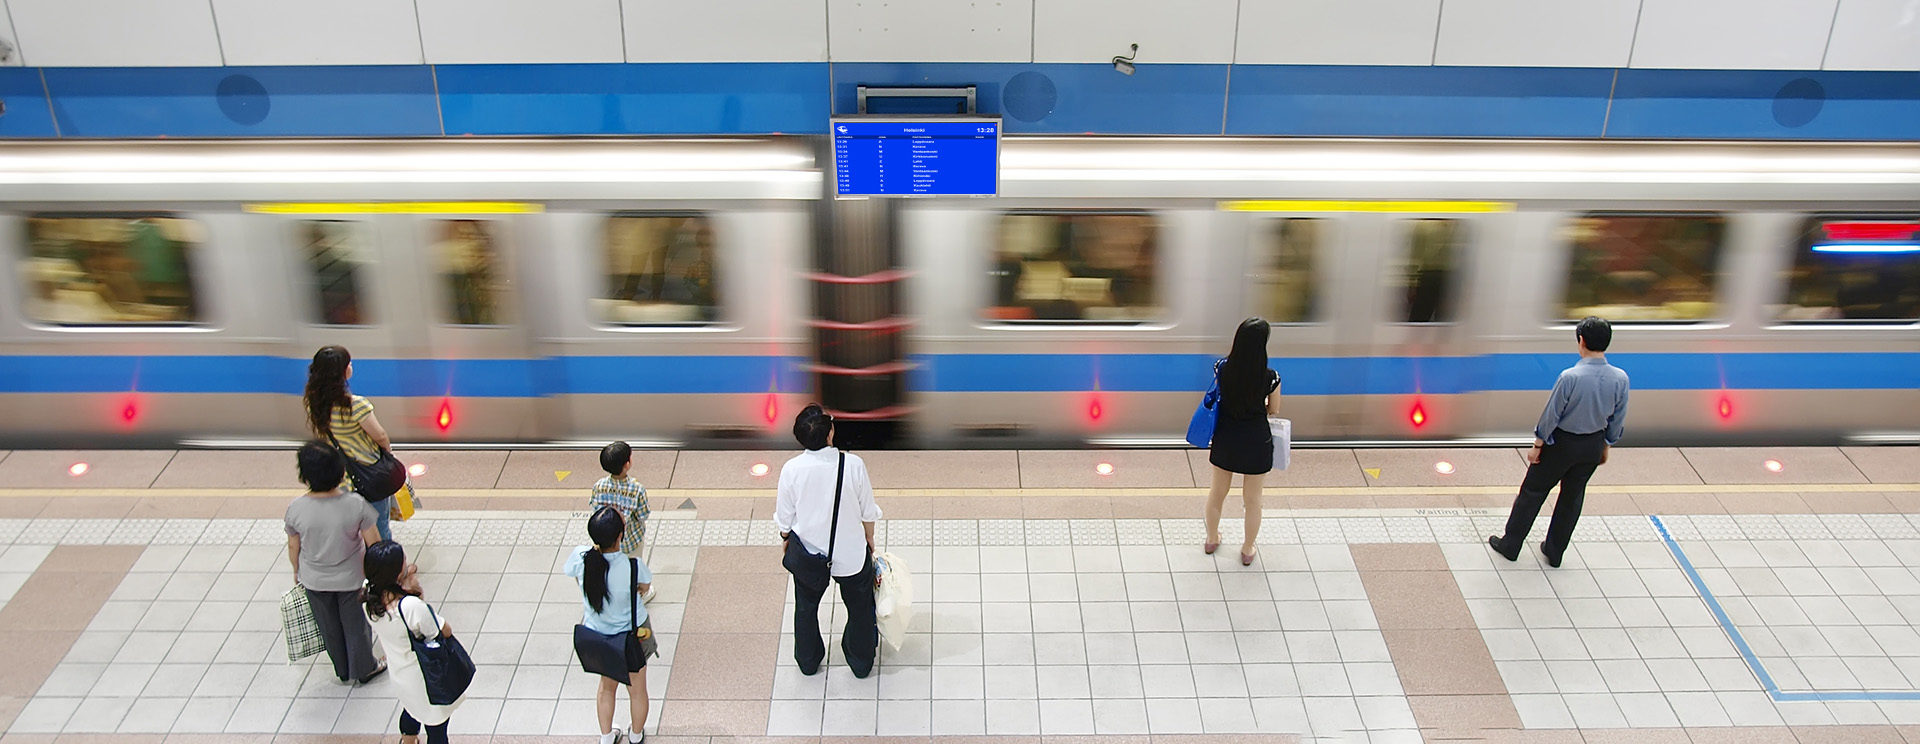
{"left": 1496, "top": 429, "right": 1608, "bottom": 560}
{"left": 305, "top": 587, "right": 381, "bottom": 682}
{"left": 791, "top": 553, "right": 878, "bottom": 677}
{"left": 399, "top": 710, "right": 448, "bottom": 744}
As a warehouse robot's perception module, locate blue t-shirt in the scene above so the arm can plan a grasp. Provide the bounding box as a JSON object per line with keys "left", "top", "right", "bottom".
{"left": 563, "top": 546, "right": 653, "bottom": 635}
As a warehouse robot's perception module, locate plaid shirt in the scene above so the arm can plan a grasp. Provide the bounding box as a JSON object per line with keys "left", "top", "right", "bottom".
{"left": 590, "top": 475, "right": 649, "bottom": 554}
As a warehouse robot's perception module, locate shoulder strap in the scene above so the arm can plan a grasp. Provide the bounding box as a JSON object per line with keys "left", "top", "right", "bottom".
{"left": 396, "top": 596, "right": 438, "bottom": 641}
{"left": 629, "top": 557, "right": 640, "bottom": 633}
{"left": 825, "top": 452, "right": 846, "bottom": 571}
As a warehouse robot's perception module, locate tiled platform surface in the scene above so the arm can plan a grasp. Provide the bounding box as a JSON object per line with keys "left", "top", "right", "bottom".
{"left": 8, "top": 446, "right": 1915, "bottom": 494}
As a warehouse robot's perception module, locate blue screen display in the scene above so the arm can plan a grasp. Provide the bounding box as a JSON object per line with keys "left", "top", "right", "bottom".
{"left": 832, "top": 119, "right": 999, "bottom": 196}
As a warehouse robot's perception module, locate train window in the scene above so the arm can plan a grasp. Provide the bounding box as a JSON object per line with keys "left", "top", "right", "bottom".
{"left": 1560, "top": 214, "right": 1725, "bottom": 321}
{"left": 1776, "top": 217, "right": 1920, "bottom": 322}
{"left": 987, "top": 212, "right": 1160, "bottom": 323}
{"left": 598, "top": 214, "right": 720, "bottom": 324}
{"left": 432, "top": 219, "right": 506, "bottom": 325}
{"left": 1396, "top": 219, "right": 1464, "bottom": 323}
{"left": 21, "top": 215, "right": 202, "bottom": 325}
{"left": 301, "top": 220, "right": 372, "bottom": 325}
{"left": 1251, "top": 218, "right": 1321, "bottom": 323}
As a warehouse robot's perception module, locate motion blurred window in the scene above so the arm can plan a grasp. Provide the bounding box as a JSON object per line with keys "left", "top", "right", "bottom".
{"left": 1251, "top": 218, "right": 1321, "bottom": 323}
{"left": 1396, "top": 219, "right": 1464, "bottom": 323}
{"left": 987, "top": 212, "right": 1161, "bottom": 323}
{"left": 1777, "top": 216, "right": 1920, "bottom": 322}
{"left": 21, "top": 215, "right": 203, "bottom": 325}
{"left": 1560, "top": 214, "right": 1725, "bottom": 322}
{"left": 433, "top": 219, "right": 506, "bottom": 326}
{"left": 301, "top": 220, "right": 372, "bottom": 325}
{"left": 599, "top": 214, "right": 720, "bottom": 324}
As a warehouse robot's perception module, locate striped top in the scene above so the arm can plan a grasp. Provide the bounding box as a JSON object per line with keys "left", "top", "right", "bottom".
{"left": 328, "top": 395, "right": 381, "bottom": 465}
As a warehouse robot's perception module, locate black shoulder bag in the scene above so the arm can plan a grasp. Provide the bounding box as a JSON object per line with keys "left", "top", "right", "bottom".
{"left": 781, "top": 452, "right": 846, "bottom": 592}
{"left": 398, "top": 599, "right": 475, "bottom": 705}
{"left": 324, "top": 418, "right": 406, "bottom": 501}
{"left": 574, "top": 557, "right": 654, "bottom": 680}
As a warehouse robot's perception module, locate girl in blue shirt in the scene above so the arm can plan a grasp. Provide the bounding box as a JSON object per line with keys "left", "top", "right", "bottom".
{"left": 566, "top": 507, "right": 654, "bottom": 744}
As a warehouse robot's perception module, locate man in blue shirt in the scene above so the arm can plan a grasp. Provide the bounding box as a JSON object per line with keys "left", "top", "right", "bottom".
{"left": 1490, "top": 316, "right": 1630, "bottom": 568}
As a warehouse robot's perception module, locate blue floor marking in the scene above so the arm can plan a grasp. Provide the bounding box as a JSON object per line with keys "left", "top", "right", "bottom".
{"left": 1649, "top": 514, "right": 1920, "bottom": 703}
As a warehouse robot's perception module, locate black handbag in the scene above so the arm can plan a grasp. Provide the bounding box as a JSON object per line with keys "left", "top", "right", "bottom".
{"left": 574, "top": 557, "right": 652, "bottom": 680}
{"left": 780, "top": 452, "right": 846, "bottom": 592}
{"left": 399, "top": 600, "right": 474, "bottom": 706}
{"left": 324, "top": 426, "right": 406, "bottom": 501}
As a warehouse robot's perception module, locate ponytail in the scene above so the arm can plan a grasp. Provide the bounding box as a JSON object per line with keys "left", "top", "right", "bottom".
{"left": 581, "top": 505, "right": 625, "bottom": 614}
{"left": 583, "top": 550, "right": 611, "bottom": 613}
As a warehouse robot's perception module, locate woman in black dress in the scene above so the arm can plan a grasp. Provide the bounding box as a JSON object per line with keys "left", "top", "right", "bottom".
{"left": 1205, "top": 318, "right": 1282, "bottom": 566}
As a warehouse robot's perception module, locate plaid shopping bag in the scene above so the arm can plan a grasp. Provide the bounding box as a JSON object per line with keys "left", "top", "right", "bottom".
{"left": 282, "top": 585, "right": 325, "bottom": 663}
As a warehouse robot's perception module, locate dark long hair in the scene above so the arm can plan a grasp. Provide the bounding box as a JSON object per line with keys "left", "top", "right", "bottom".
{"left": 582, "top": 506, "right": 625, "bottom": 613}
{"left": 1219, "top": 317, "right": 1272, "bottom": 407}
{"left": 363, "top": 540, "right": 418, "bottom": 618}
{"left": 304, "top": 345, "right": 352, "bottom": 437}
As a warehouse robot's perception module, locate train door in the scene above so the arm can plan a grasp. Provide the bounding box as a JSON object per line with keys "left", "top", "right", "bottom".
{"left": 1242, "top": 211, "right": 1349, "bottom": 440}
{"left": 282, "top": 215, "right": 412, "bottom": 440}
{"left": 1354, "top": 212, "right": 1486, "bottom": 440}
{"left": 406, "top": 213, "right": 543, "bottom": 442}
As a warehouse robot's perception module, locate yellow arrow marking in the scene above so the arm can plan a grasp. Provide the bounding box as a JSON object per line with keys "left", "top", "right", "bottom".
{"left": 554, "top": 470, "right": 571, "bottom": 482}
{"left": 1363, "top": 468, "right": 1382, "bottom": 479}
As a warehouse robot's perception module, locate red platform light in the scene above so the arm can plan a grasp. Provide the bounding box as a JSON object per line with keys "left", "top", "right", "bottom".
{"left": 1095, "top": 462, "right": 1115, "bottom": 476}
{"left": 1088, "top": 398, "right": 1104, "bottom": 422}
{"left": 1409, "top": 401, "right": 1428, "bottom": 429}
{"left": 763, "top": 394, "right": 780, "bottom": 425}
{"left": 435, "top": 400, "right": 454, "bottom": 432}
{"left": 1764, "top": 459, "right": 1784, "bottom": 473}
{"left": 1717, "top": 396, "right": 1734, "bottom": 420}
{"left": 750, "top": 463, "right": 770, "bottom": 477}
{"left": 68, "top": 462, "right": 89, "bottom": 477}
{"left": 408, "top": 463, "right": 428, "bottom": 477}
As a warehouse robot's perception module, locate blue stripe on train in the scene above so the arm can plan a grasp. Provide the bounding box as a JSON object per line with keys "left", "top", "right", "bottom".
{"left": 0, "top": 351, "right": 1912, "bottom": 396}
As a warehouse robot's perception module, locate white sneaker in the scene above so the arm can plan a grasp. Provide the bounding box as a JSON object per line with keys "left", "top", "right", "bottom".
{"left": 600, "top": 728, "right": 623, "bottom": 744}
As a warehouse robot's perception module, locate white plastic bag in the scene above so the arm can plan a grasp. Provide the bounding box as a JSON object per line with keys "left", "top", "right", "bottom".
{"left": 872, "top": 551, "right": 915, "bottom": 652}
{"left": 1269, "top": 417, "right": 1292, "bottom": 471}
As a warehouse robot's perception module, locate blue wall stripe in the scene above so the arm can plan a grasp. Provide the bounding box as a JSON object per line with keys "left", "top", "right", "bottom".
{"left": 1225, "top": 65, "right": 1614, "bottom": 138}
{"left": 435, "top": 63, "right": 831, "bottom": 135}
{"left": 41, "top": 66, "right": 442, "bottom": 138}
{"left": 0, "top": 351, "right": 1912, "bottom": 396}
{"left": 18, "top": 62, "right": 1919, "bottom": 140}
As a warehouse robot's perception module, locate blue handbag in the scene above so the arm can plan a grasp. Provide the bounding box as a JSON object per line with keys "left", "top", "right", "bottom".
{"left": 1185, "top": 361, "right": 1222, "bottom": 448}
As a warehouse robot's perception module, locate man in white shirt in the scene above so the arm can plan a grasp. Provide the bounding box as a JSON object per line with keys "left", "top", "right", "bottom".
{"left": 774, "top": 405, "right": 884, "bottom": 678}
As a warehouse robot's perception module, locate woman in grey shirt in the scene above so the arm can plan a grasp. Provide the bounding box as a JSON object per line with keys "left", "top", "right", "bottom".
{"left": 285, "top": 440, "right": 386, "bottom": 684}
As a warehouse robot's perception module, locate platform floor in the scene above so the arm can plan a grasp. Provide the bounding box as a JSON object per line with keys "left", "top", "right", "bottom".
{"left": 0, "top": 446, "right": 1918, "bottom": 744}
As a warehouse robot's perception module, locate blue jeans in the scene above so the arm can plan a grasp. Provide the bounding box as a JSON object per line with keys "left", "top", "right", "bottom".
{"left": 369, "top": 497, "right": 392, "bottom": 542}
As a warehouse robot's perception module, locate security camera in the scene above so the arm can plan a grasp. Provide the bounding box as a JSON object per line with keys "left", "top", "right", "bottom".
{"left": 1112, "top": 43, "right": 1137, "bottom": 75}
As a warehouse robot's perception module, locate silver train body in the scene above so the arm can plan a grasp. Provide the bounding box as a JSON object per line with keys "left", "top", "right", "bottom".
{"left": 0, "top": 138, "right": 1914, "bottom": 447}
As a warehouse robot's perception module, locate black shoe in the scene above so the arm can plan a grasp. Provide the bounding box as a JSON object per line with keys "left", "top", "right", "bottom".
{"left": 798, "top": 662, "right": 820, "bottom": 676}
{"left": 355, "top": 663, "right": 387, "bottom": 685}
{"left": 1540, "top": 543, "right": 1562, "bottom": 569}
{"left": 1488, "top": 536, "right": 1519, "bottom": 562}
{"left": 850, "top": 665, "right": 873, "bottom": 679}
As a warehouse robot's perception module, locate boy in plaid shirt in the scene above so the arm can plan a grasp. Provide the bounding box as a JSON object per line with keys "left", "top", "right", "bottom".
{"left": 590, "top": 440, "right": 653, "bottom": 602}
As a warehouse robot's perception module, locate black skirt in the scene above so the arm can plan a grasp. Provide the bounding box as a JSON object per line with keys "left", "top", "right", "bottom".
{"left": 1208, "top": 412, "right": 1274, "bottom": 475}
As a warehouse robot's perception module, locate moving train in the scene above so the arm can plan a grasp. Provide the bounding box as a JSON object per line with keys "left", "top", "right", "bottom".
{"left": 0, "top": 138, "right": 1915, "bottom": 449}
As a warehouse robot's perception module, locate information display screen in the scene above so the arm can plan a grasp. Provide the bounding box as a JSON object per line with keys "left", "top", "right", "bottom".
{"left": 832, "top": 117, "right": 1000, "bottom": 197}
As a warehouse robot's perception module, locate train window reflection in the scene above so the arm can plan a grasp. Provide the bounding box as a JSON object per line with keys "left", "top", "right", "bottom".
{"left": 22, "top": 215, "right": 202, "bottom": 325}
{"left": 1252, "top": 218, "right": 1320, "bottom": 323}
{"left": 987, "top": 212, "right": 1160, "bottom": 323}
{"left": 1561, "top": 214, "right": 1724, "bottom": 321}
{"left": 1777, "top": 217, "right": 1920, "bottom": 321}
{"left": 433, "top": 219, "right": 505, "bottom": 325}
{"left": 1397, "top": 219, "right": 1463, "bottom": 323}
{"left": 599, "top": 215, "right": 719, "bottom": 324}
{"left": 302, "top": 220, "right": 372, "bottom": 325}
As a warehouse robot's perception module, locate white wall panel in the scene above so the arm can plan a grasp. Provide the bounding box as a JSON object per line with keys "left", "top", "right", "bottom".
{"left": 213, "top": 0, "right": 422, "bottom": 66}
{"left": 1820, "top": 0, "right": 1920, "bottom": 70}
{"left": 417, "top": 0, "right": 624, "bottom": 64}
{"left": 827, "top": 0, "right": 1032, "bottom": 62}
{"left": 9, "top": 0, "right": 223, "bottom": 66}
{"left": 1434, "top": 0, "right": 1639, "bottom": 67}
{"left": 1632, "top": 0, "right": 1837, "bottom": 69}
{"left": 1236, "top": 0, "right": 1441, "bottom": 66}
{"left": 0, "top": 0, "right": 21, "bottom": 65}
{"left": 624, "top": 0, "right": 827, "bottom": 62}
{"left": 1033, "top": 0, "right": 1235, "bottom": 64}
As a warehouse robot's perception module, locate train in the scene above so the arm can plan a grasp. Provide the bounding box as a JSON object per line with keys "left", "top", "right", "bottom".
{"left": 0, "top": 137, "right": 1915, "bottom": 449}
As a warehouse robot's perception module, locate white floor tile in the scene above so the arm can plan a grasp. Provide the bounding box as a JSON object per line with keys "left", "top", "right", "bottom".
{"left": 766, "top": 699, "right": 824, "bottom": 735}
{"left": 1511, "top": 693, "right": 1574, "bottom": 729}
{"left": 930, "top": 698, "right": 985, "bottom": 735}
{"left": 985, "top": 697, "right": 1040, "bottom": 734}
{"left": 1145, "top": 696, "right": 1204, "bottom": 734}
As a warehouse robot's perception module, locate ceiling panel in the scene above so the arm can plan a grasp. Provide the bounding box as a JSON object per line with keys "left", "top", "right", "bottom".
{"left": 9, "top": 0, "right": 223, "bottom": 66}
{"left": 1822, "top": 0, "right": 1920, "bottom": 70}
{"left": 624, "top": 0, "right": 827, "bottom": 62}
{"left": 213, "top": 0, "right": 422, "bottom": 66}
{"left": 1632, "top": 0, "right": 1837, "bottom": 69}
{"left": 0, "top": 1, "right": 20, "bottom": 65}
{"left": 1434, "top": 0, "right": 1639, "bottom": 68}
{"left": 1236, "top": 0, "right": 1442, "bottom": 66}
{"left": 417, "top": 0, "right": 624, "bottom": 64}
{"left": 1033, "top": 0, "right": 1236, "bottom": 64}
{"left": 827, "top": 0, "right": 1032, "bottom": 62}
